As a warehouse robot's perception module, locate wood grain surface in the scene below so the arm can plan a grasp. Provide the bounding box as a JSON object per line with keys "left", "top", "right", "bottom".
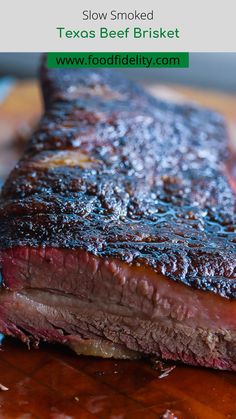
{"left": 0, "top": 80, "right": 236, "bottom": 419}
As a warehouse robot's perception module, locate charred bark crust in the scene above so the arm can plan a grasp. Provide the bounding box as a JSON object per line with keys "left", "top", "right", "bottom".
{"left": 1, "top": 66, "right": 236, "bottom": 299}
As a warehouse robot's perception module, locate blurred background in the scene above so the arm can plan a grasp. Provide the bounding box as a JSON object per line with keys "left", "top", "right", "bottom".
{"left": 0, "top": 52, "right": 236, "bottom": 187}
{"left": 0, "top": 52, "right": 235, "bottom": 92}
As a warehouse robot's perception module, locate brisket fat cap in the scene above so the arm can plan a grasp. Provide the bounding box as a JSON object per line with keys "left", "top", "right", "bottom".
{"left": 0, "top": 66, "right": 236, "bottom": 299}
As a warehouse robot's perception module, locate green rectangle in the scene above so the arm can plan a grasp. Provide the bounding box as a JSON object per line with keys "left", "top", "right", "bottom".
{"left": 47, "top": 52, "right": 189, "bottom": 68}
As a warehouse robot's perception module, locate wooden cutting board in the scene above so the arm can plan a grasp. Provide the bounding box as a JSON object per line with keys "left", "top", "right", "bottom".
{"left": 0, "top": 80, "right": 236, "bottom": 419}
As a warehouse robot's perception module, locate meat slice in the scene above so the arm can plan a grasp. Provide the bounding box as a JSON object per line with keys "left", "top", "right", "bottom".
{"left": 0, "top": 65, "right": 236, "bottom": 370}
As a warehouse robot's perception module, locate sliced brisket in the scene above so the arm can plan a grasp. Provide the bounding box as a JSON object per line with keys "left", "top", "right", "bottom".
{"left": 0, "top": 65, "right": 236, "bottom": 370}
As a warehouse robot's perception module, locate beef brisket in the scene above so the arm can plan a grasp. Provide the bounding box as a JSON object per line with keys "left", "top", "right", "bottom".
{"left": 0, "top": 65, "right": 236, "bottom": 370}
